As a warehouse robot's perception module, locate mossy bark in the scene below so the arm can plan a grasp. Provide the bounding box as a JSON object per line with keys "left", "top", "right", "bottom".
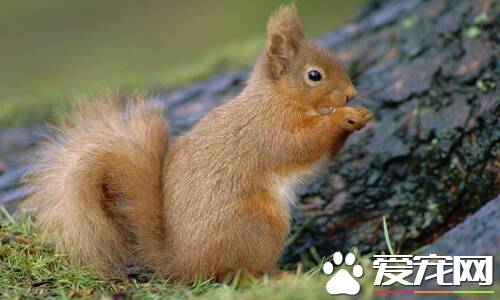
{"left": 283, "top": 0, "right": 500, "bottom": 262}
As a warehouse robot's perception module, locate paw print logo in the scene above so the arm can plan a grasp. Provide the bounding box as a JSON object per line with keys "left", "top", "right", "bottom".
{"left": 322, "top": 252, "right": 363, "bottom": 295}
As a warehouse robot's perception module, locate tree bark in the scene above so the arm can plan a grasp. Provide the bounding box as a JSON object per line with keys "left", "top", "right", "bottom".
{"left": 283, "top": 0, "right": 500, "bottom": 263}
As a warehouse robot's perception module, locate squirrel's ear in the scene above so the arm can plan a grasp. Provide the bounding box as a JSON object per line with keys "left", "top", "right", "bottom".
{"left": 266, "top": 4, "right": 305, "bottom": 77}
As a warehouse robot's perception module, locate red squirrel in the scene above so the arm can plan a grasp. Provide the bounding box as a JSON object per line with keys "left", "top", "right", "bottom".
{"left": 23, "top": 5, "right": 372, "bottom": 281}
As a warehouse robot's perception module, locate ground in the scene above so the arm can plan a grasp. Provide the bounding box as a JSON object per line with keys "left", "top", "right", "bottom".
{"left": 0, "top": 211, "right": 378, "bottom": 299}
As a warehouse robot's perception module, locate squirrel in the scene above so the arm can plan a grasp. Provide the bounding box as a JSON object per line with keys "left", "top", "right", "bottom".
{"left": 22, "top": 5, "right": 372, "bottom": 281}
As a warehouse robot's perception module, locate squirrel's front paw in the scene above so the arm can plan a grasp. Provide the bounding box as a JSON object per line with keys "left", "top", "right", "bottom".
{"left": 332, "top": 106, "right": 372, "bottom": 132}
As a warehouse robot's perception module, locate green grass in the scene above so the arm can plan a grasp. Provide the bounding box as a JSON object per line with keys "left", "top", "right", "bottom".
{"left": 4, "top": 210, "right": 498, "bottom": 299}
{"left": 0, "top": 208, "right": 378, "bottom": 299}
{"left": 382, "top": 216, "right": 395, "bottom": 256}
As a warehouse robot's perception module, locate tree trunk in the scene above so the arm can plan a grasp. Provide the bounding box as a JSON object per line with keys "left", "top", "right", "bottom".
{"left": 0, "top": 0, "right": 498, "bottom": 266}
{"left": 282, "top": 0, "right": 500, "bottom": 263}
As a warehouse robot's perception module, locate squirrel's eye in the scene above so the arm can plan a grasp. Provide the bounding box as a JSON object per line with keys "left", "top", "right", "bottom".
{"left": 308, "top": 70, "right": 322, "bottom": 81}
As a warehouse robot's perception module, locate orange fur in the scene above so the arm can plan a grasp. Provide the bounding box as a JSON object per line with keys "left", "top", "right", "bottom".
{"left": 22, "top": 5, "right": 371, "bottom": 280}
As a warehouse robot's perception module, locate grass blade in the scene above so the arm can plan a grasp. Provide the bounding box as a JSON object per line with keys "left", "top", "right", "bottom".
{"left": 0, "top": 205, "right": 16, "bottom": 224}
{"left": 382, "top": 216, "right": 395, "bottom": 255}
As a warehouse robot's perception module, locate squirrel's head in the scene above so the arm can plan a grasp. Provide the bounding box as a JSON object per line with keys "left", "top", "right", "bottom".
{"left": 255, "top": 4, "right": 356, "bottom": 113}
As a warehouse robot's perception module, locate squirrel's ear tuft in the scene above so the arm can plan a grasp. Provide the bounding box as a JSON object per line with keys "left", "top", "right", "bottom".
{"left": 266, "top": 4, "right": 305, "bottom": 78}
{"left": 267, "top": 4, "right": 305, "bottom": 43}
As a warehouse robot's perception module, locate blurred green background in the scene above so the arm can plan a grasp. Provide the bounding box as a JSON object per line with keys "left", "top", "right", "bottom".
{"left": 0, "top": 0, "right": 364, "bottom": 125}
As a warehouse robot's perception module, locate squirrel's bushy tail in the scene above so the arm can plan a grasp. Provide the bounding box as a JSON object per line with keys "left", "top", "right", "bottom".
{"left": 22, "top": 91, "right": 168, "bottom": 275}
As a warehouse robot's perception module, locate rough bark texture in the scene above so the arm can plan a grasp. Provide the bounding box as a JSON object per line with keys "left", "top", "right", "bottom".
{"left": 0, "top": 0, "right": 499, "bottom": 266}
{"left": 284, "top": 0, "right": 500, "bottom": 262}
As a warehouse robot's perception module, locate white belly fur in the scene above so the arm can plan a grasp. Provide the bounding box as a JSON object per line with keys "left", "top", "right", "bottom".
{"left": 273, "top": 154, "right": 330, "bottom": 207}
